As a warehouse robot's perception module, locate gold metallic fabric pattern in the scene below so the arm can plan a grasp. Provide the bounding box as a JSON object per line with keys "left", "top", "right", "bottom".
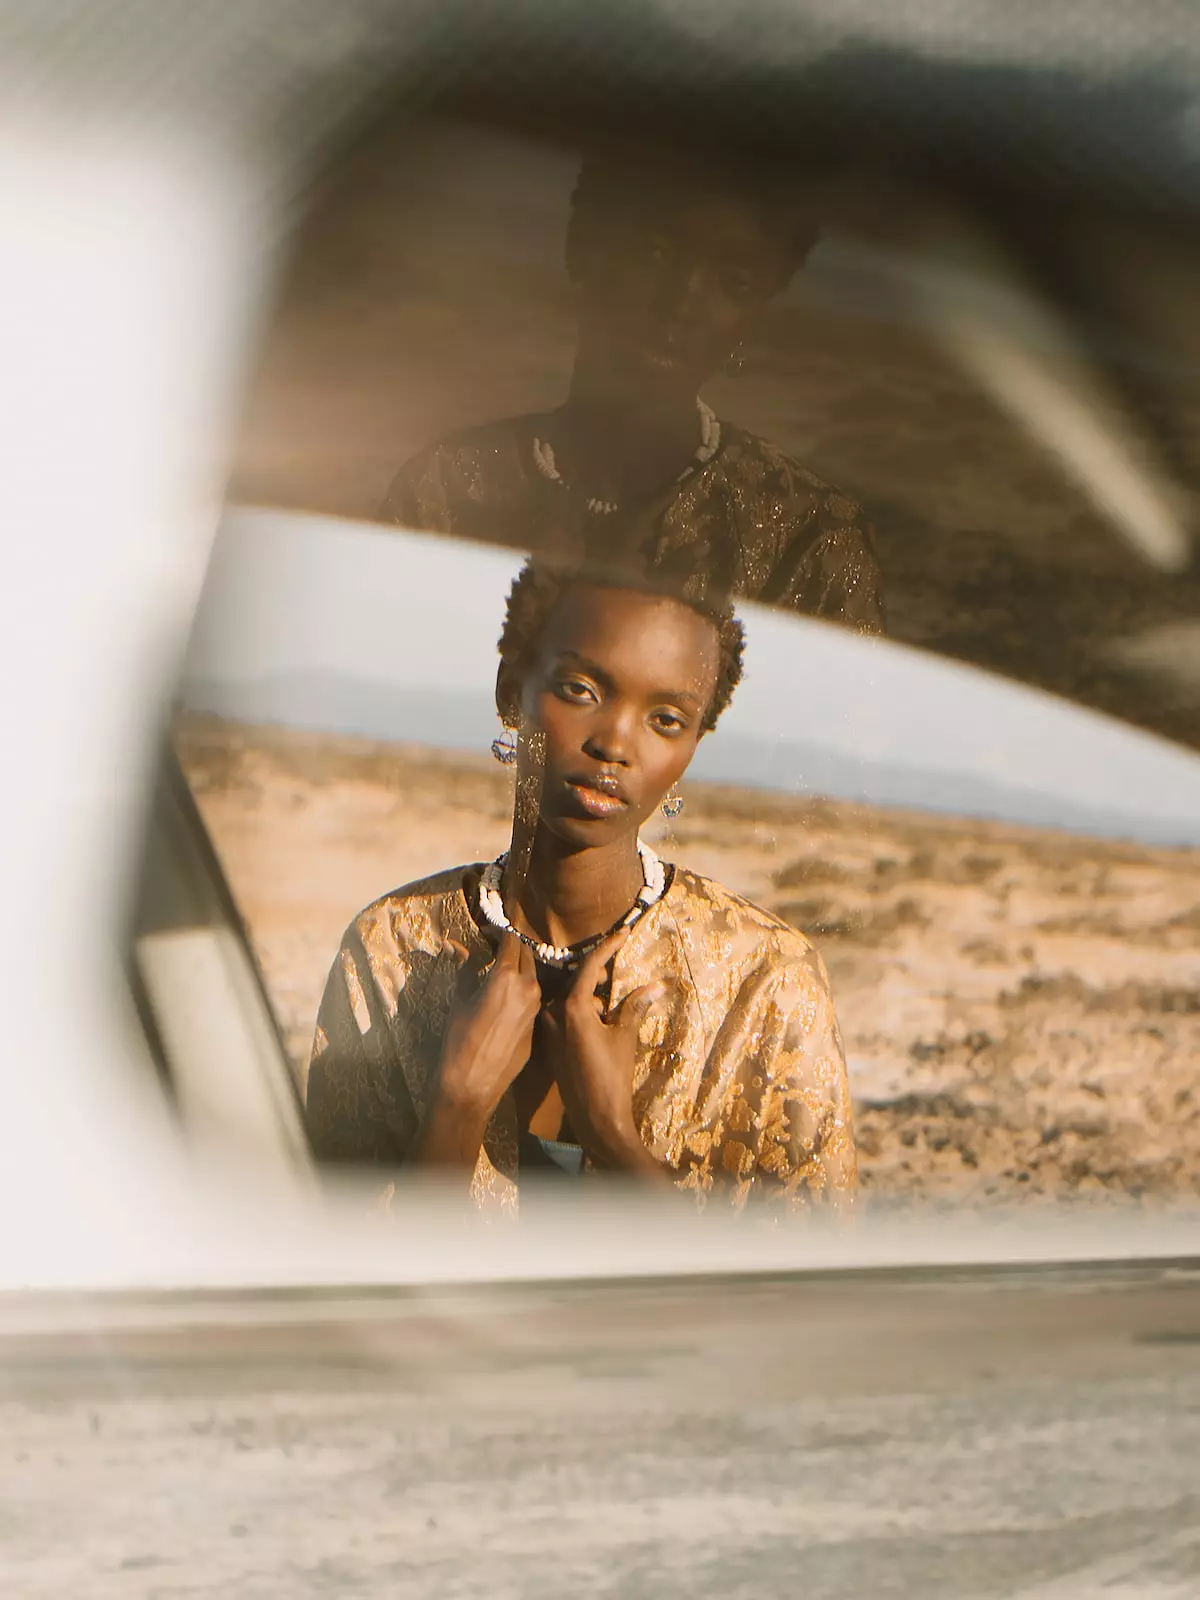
{"left": 305, "top": 864, "right": 857, "bottom": 1217}
{"left": 380, "top": 417, "right": 885, "bottom": 635}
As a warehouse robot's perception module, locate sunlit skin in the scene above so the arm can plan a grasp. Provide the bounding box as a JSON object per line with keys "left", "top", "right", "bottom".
{"left": 551, "top": 181, "right": 812, "bottom": 507}
{"left": 415, "top": 584, "right": 722, "bottom": 1180}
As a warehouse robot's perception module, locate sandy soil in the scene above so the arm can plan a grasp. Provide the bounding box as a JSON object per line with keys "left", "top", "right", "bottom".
{"left": 175, "top": 714, "right": 1200, "bottom": 1204}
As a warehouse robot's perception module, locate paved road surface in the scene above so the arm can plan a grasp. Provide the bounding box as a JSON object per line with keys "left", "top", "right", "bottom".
{"left": 1, "top": 1262, "right": 1198, "bottom": 1597}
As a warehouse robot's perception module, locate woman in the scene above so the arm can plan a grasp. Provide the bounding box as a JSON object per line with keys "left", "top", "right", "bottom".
{"left": 380, "top": 141, "right": 884, "bottom": 632}
{"left": 305, "top": 558, "right": 857, "bottom": 1214}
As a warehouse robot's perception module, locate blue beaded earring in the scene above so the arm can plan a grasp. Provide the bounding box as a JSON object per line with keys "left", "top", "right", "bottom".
{"left": 661, "top": 785, "right": 684, "bottom": 819}
{"left": 490, "top": 725, "right": 517, "bottom": 766}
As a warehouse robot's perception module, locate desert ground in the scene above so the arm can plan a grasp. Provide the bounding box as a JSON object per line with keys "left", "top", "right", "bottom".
{"left": 176, "top": 714, "right": 1200, "bottom": 1205}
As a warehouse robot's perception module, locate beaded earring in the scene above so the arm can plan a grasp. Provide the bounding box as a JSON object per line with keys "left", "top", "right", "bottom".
{"left": 661, "top": 785, "right": 684, "bottom": 819}
{"left": 490, "top": 725, "right": 517, "bottom": 766}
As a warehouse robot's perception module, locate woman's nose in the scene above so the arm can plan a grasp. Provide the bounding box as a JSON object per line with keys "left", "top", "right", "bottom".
{"left": 583, "top": 714, "right": 633, "bottom": 766}
{"left": 652, "top": 257, "right": 709, "bottom": 323}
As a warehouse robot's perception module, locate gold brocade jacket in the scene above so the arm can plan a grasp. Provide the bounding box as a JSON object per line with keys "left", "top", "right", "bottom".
{"left": 379, "top": 417, "right": 885, "bottom": 635}
{"left": 305, "top": 864, "right": 857, "bottom": 1217}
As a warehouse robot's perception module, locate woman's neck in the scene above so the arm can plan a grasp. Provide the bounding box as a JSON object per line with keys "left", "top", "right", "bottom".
{"left": 555, "top": 376, "right": 701, "bottom": 499}
{"left": 502, "top": 825, "right": 644, "bottom": 951}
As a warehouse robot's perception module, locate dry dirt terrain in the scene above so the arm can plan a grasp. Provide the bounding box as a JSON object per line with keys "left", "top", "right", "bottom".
{"left": 175, "top": 714, "right": 1200, "bottom": 1205}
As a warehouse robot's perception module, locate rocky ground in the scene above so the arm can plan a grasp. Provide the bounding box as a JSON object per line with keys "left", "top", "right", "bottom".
{"left": 175, "top": 715, "right": 1200, "bottom": 1205}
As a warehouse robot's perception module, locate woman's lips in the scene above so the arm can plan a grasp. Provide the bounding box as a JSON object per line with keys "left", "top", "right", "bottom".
{"left": 563, "top": 780, "right": 628, "bottom": 819}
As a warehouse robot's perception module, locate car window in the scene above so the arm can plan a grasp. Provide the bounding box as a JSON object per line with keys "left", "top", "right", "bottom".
{"left": 151, "top": 99, "right": 1198, "bottom": 1216}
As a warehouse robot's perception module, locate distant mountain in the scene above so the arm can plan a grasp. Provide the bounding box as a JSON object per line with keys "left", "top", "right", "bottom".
{"left": 180, "top": 670, "right": 1200, "bottom": 848}
{"left": 182, "top": 672, "right": 491, "bottom": 752}
{"left": 695, "top": 732, "right": 1200, "bottom": 846}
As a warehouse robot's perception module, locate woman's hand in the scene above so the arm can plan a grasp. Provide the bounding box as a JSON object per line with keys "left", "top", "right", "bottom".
{"left": 416, "top": 932, "right": 540, "bottom": 1168}
{"left": 541, "top": 928, "right": 668, "bottom": 1179}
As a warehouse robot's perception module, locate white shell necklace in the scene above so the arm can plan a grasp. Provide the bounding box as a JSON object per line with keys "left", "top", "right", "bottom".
{"left": 532, "top": 399, "right": 721, "bottom": 516}
{"left": 477, "top": 839, "right": 667, "bottom": 968}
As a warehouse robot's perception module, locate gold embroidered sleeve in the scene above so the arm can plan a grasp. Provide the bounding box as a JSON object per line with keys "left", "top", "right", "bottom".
{"left": 304, "top": 902, "right": 522, "bottom": 1218}
{"left": 304, "top": 920, "right": 420, "bottom": 1165}
{"left": 787, "top": 519, "right": 887, "bottom": 637}
{"left": 378, "top": 444, "right": 454, "bottom": 534}
{"left": 754, "top": 947, "right": 858, "bottom": 1209}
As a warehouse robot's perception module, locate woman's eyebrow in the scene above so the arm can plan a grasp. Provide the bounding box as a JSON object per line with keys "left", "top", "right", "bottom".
{"left": 554, "top": 649, "right": 612, "bottom": 687}
{"left": 555, "top": 651, "right": 703, "bottom": 708}
{"left": 656, "top": 685, "right": 703, "bottom": 708}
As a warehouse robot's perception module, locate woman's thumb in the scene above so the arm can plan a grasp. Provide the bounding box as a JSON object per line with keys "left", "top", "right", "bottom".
{"left": 618, "top": 981, "right": 666, "bottom": 1030}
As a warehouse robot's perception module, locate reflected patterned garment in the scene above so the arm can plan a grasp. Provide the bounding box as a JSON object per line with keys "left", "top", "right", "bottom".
{"left": 305, "top": 864, "right": 857, "bottom": 1218}
{"left": 379, "top": 416, "right": 885, "bottom": 635}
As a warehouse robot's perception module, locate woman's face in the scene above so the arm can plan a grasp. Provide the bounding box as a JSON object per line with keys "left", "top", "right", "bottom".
{"left": 511, "top": 584, "right": 721, "bottom": 849}
{"left": 570, "top": 185, "right": 802, "bottom": 403}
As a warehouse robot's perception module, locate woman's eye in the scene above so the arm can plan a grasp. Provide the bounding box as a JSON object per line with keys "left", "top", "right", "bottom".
{"left": 651, "top": 710, "right": 688, "bottom": 736}
{"left": 556, "top": 677, "right": 596, "bottom": 703}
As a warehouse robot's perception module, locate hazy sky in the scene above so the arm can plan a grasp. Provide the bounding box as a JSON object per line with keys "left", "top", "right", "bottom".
{"left": 184, "top": 508, "right": 1200, "bottom": 843}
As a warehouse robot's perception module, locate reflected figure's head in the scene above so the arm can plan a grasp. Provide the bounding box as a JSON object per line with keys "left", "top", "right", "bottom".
{"left": 565, "top": 143, "right": 819, "bottom": 409}
{"left": 495, "top": 560, "right": 744, "bottom": 849}
{"left": 379, "top": 136, "right": 884, "bottom": 638}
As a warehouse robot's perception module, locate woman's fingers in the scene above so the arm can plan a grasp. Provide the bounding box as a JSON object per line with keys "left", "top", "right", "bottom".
{"left": 497, "top": 932, "right": 539, "bottom": 995}
{"left": 570, "top": 924, "right": 632, "bottom": 1013}
{"left": 616, "top": 981, "right": 667, "bottom": 1034}
{"left": 494, "top": 930, "right": 525, "bottom": 969}
{"left": 443, "top": 938, "right": 476, "bottom": 1006}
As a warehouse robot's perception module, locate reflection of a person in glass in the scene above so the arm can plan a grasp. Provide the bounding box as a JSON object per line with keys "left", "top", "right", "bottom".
{"left": 381, "top": 142, "right": 884, "bottom": 634}
{"left": 305, "top": 558, "right": 856, "bottom": 1214}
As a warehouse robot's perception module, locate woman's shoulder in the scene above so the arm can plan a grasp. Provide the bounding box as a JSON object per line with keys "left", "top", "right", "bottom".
{"left": 342, "top": 865, "right": 477, "bottom": 944}
{"left": 717, "top": 421, "right": 867, "bottom": 527}
{"left": 383, "top": 414, "right": 540, "bottom": 489}
{"left": 663, "top": 863, "right": 824, "bottom": 972}
{"left": 379, "top": 415, "right": 546, "bottom": 528}
{"left": 408, "top": 414, "right": 540, "bottom": 465}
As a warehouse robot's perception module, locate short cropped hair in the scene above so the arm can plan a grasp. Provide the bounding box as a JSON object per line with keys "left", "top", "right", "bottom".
{"left": 497, "top": 560, "right": 745, "bottom": 734}
{"left": 566, "top": 142, "right": 821, "bottom": 282}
